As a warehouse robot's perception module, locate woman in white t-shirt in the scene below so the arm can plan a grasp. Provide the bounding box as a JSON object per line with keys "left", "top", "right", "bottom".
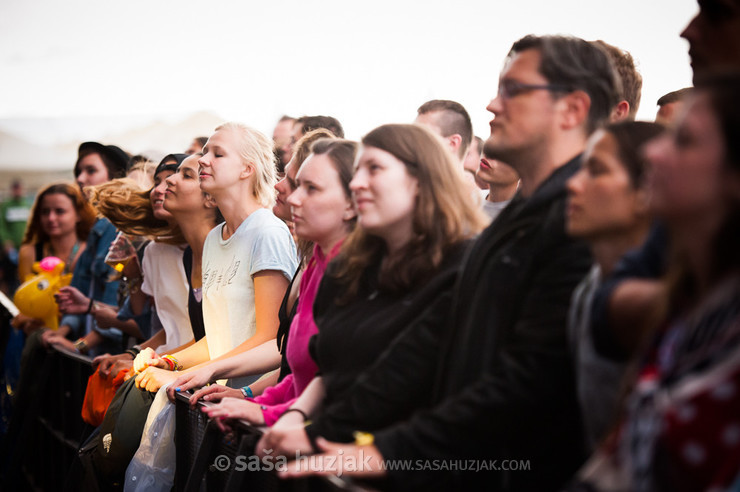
{"left": 135, "top": 122, "right": 297, "bottom": 392}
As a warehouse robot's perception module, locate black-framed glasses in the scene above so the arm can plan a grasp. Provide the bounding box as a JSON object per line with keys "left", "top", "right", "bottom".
{"left": 497, "top": 79, "right": 573, "bottom": 99}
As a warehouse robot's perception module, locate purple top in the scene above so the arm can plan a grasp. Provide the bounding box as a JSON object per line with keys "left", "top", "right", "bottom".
{"left": 252, "top": 241, "right": 342, "bottom": 425}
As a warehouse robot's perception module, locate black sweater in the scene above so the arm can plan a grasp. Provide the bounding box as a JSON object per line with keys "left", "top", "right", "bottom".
{"left": 307, "top": 241, "right": 470, "bottom": 421}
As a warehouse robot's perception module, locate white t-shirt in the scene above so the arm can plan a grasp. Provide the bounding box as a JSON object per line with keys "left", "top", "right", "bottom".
{"left": 482, "top": 198, "right": 511, "bottom": 222}
{"left": 202, "top": 208, "right": 297, "bottom": 362}
{"left": 140, "top": 242, "right": 192, "bottom": 353}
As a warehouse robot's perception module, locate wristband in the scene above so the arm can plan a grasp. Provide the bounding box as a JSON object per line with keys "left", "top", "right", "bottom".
{"left": 281, "top": 408, "right": 309, "bottom": 422}
{"left": 353, "top": 431, "right": 375, "bottom": 446}
{"left": 240, "top": 386, "right": 254, "bottom": 399}
{"left": 85, "top": 297, "right": 94, "bottom": 314}
{"left": 162, "top": 354, "right": 182, "bottom": 371}
{"left": 74, "top": 338, "right": 89, "bottom": 354}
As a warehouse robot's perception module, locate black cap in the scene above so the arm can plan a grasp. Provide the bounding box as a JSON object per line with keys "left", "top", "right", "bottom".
{"left": 154, "top": 153, "right": 189, "bottom": 177}
{"left": 77, "top": 142, "right": 132, "bottom": 179}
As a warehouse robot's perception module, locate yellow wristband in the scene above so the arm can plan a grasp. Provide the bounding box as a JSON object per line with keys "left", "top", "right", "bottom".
{"left": 353, "top": 431, "right": 374, "bottom": 446}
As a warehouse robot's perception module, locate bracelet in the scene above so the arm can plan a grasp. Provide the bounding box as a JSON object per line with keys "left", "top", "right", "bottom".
{"left": 161, "top": 354, "right": 182, "bottom": 371}
{"left": 124, "top": 347, "right": 140, "bottom": 359}
{"left": 74, "top": 338, "right": 89, "bottom": 354}
{"left": 282, "top": 408, "right": 309, "bottom": 422}
{"left": 353, "top": 431, "right": 375, "bottom": 446}
{"left": 240, "top": 386, "right": 254, "bottom": 399}
{"left": 85, "top": 297, "right": 94, "bottom": 314}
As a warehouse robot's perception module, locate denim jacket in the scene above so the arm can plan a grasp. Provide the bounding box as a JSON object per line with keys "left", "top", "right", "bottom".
{"left": 60, "top": 218, "right": 121, "bottom": 343}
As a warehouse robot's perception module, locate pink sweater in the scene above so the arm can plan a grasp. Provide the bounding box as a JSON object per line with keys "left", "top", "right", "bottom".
{"left": 252, "top": 242, "right": 341, "bottom": 425}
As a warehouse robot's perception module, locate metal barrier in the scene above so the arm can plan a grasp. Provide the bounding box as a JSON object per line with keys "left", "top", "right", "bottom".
{"left": 174, "top": 391, "right": 367, "bottom": 492}
{"left": 4, "top": 344, "right": 94, "bottom": 490}
{"left": 2, "top": 346, "right": 373, "bottom": 491}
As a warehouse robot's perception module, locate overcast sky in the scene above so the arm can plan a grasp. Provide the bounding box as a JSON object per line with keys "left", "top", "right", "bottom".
{"left": 0, "top": 0, "right": 697, "bottom": 146}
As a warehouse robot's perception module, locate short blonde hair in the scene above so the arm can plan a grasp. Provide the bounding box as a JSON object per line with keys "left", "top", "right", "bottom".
{"left": 215, "top": 122, "right": 277, "bottom": 208}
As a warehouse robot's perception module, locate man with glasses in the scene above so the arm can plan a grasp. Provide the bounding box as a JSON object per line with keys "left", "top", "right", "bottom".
{"left": 270, "top": 34, "right": 619, "bottom": 491}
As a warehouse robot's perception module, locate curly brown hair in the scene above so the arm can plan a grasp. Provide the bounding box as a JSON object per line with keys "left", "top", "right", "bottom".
{"left": 88, "top": 178, "right": 184, "bottom": 244}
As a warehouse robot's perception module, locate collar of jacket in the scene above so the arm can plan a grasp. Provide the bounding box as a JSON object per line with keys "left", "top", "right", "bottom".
{"left": 512, "top": 153, "right": 583, "bottom": 217}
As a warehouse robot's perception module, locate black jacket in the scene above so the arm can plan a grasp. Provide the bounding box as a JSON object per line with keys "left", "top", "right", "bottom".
{"left": 363, "top": 156, "right": 593, "bottom": 491}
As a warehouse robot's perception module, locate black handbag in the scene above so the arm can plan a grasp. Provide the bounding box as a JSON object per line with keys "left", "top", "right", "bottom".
{"left": 90, "top": 376, "right": 156, "bottom": 486}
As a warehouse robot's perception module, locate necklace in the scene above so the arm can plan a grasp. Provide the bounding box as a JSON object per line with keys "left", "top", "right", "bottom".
{"left": 64, "top": 241, "right": 81, "bottom": 274}
{"left": 46, "top": 240, "right": 81, "bottom": 274}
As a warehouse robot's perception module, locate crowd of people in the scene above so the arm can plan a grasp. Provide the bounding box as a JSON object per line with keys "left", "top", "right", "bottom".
{"left": 1, "top": 1, "right": 739, "bottom": 490}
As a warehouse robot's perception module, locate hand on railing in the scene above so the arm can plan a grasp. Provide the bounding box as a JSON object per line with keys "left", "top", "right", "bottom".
{"left": 135, "top": 365, "right": 178, "bottom": 393}
{"left": 167, "top": 366, "right": 217, "bottom": 403}
{"left": 45, "top": 331, "right": 77, "bottom": 352}
{"left": 133, "top": 347, "right": 167, "bottom": 373}
{"left": 256, "top": 421, "right": 314, "bottom": 460}
{"left": 202, "top": 397, "right": 265, "bottom": 429}
{"left": 186, "top": 383, "right": 242, "bottom": 406}
{"left": 93, "top": 352, "right": 134, "bottom": 378}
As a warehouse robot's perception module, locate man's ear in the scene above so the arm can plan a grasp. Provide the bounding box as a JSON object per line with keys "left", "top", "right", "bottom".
{"left": 610, "top": 100, "right": 631, "bottom": 122}
{"left": 559, "top": 90, "right": 591, "bottom": 131}
{"left": 447, "top": 134, "right": 463, "bottom": 156}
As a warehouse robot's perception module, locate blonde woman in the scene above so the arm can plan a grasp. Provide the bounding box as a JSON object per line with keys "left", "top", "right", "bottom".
{"left": 134, "top": 123, "right": 297, "bottom": 392}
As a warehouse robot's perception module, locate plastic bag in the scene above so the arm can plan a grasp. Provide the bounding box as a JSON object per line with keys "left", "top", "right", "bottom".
{"left": 124, "top": 384, "right": 176, "bottom": 492}
{"left": 81, "top": 368, "right": 129, "bottom": 426}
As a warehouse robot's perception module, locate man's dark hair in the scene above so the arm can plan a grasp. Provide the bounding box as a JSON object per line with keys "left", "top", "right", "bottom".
{"left": 657, "top": 87, "right": 694, "bottom": 106}
{"left": 509, "top": 35, "right": 620, "bottom": 133}
{"left": 417, "top": 99, "right": 473, "bottom": 159}
{"left": 593, "top": 40, "right": 642, "bottom": 119}
{"left": 297, "top": 115, "right": 344, "bottom": 138}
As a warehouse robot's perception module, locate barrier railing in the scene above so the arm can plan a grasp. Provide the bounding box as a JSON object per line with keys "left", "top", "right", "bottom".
{"left": 5, "top": 344, "right": 93, "bottom": 491}
{"left": 2, "top": 345, "right": 373, "bottom": 491}
{"left": 174, "top": 391, "right": 367, "bottom": 492}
